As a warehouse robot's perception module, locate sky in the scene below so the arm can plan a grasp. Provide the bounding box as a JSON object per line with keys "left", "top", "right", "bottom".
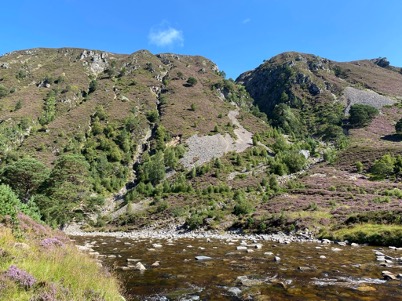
{"left": 1, "top": 0, "right": 402, "bottom": 79}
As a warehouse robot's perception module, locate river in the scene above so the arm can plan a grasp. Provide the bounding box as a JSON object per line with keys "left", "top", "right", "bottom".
{"left": 71, "top": 234, "right": 402, "bottom": 301}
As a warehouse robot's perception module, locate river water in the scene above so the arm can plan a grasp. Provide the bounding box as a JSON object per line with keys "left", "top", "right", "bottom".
{"left": 72, "top": 235, "right": 402, "bottom": 301}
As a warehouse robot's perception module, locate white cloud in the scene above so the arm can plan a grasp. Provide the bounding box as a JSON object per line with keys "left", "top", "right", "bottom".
{"left": 148, "top": 27, "right": 184, "bottom": 47}
{"left": 242, "top": 18, "right": 251, "bottom": 24}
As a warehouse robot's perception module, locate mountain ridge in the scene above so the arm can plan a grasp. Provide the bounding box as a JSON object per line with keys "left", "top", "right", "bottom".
{"left": 0, "top": 47, "right": 402, "bottom": 246}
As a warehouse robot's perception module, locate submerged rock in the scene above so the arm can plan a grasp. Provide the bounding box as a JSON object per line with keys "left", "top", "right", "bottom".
{"left": 195, "top": 256, "right": 212, "bottom": 261}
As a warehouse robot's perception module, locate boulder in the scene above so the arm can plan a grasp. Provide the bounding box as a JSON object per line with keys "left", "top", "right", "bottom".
{"left": 134, "top": 262, "right": 146, "bottom": 271}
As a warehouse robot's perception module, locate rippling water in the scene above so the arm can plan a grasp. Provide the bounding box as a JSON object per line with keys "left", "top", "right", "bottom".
{"left": 72, "top": 236, "right": 402, "bottom": 301}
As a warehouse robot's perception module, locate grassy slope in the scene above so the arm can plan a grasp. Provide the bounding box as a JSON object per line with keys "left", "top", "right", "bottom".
{"left": 0, "top": 214, "right": 122, "bottom": 300}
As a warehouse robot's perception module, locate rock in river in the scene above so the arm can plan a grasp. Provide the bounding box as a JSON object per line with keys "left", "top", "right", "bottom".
{"left": 195, "top": 256, "right": 212, "bottom": 261}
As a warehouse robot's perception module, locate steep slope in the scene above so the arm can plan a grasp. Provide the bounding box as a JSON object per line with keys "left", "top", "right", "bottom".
{"left": 0, "top": 47, "right": 270, "bottom": 227}
{"left": 235, "top": 53, "right": 402, "bottom": 244}
{"left": 237, "top": 52, "right": 402, "bottom": 139}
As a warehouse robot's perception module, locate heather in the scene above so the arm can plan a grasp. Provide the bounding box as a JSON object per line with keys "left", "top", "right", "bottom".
{"left": 0, "top": 215, "right": 123, "bottom": 301}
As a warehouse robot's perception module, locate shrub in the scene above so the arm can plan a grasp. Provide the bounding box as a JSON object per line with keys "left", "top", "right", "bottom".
{"left": 5, "top": 265, "right": 36, "bottom": 288}
{"left": 0, "top": 85, "right": 8, "bottom": 98}
{"left": 370, "top": 154, "right": 395, "bottom": 179}
{"left": 146, "top": 110, "right": 159, "bottom": 123}
{"left": 395, "top": 118, "right": 402, "bottom": 135}
{"left": 186, "top": 77, "right": 197, "bottom": 87}
{"left": 355, "top": 161, "right": 364, "bottom": 173}
{"left": 88, "top": 79, "right": 97, "bottom": 94}
{"left": 349, "top": 104, "right": 378, "bottom": 127}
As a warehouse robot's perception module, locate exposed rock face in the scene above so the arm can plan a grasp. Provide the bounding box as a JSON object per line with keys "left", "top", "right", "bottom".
{"left": 79, "top": 50, "right": 109, "bottom": 75}
{"left": 343, "top": 87, "right": 396, "bottom": 114}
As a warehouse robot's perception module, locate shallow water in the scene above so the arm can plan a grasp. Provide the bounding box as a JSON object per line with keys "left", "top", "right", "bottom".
{"left": 72, "top": 236, "right": 402, "bottom": 301}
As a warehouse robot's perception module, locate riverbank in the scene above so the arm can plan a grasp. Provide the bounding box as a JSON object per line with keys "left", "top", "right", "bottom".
{"left": 65, "top": 222, "right": 326, "bottom": 245}
{"left": 0, "top": 214, "right": 123, "bottom": 301}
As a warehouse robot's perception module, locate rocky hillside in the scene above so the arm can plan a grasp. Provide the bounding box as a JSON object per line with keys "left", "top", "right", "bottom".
{"left": 1, "top": 48, "right": 402, "bottom": 246}
{"left": 0, "top": 47, "right": 271, "bottom": 227}
{"left": 237, "top": 52, "right": 402, "bottom": 138}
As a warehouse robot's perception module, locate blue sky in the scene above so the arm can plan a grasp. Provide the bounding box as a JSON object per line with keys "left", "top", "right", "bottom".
{"left": 1, "top": 0, "right": 402, "bottom": 79}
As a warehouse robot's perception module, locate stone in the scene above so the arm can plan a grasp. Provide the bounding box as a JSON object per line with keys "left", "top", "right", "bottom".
{"left": 236, "top": 246, "right": 248, "bottom": 251}
{"left": 151, "top": 261, "right": 160, "bottom": 267}
{"left": 298, "top": 266, "right": 311, "bottom": 271}
{"left": 274, "top": 256, "right": 281, "bottom": 262}
{"left": 337, "top": 241, "right": 347, "bottom": 246}
{"left": 236, "top": 275, "right": 264, "bottom": 287}
{"left": 152, "top": 243, "right": 162, "bottom": 248}
{"left": 264, "top": 252, "right": 274, "bottom": 256}
{"left": 134, "top": 262, "right": 146, "bottom": 271}
{"left": 195, "top": 256, "right": 212, "bottom": 261}
{"left": 127, "top": 258, "right": 140, "bottom": 262}
{"left": 319, "top": 255, "right": 326, "bottom": 259}
{"left": 382, "top": 271, "right": 397, "bottom": 280}
{"left": 227, "top": 287, "right": 242, "bottom": 296}
{"left": 351, "top": 243, "right": 359, "bottom": 247}
{"left": 253, "top": 243, "right": 263, "bottom": 249}
{"left": 247, "top": 249, "right": 254, "bottom": 253}
{"left": 356, "top": 285, "right": 376, "bottom": 292}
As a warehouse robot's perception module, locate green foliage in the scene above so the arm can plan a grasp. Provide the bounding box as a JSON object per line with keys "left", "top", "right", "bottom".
{"left": 355, "top": 161, "right": 364, "bottom": 173}
{"left": 349, "top": 104, "right": 379, "bottom": 128}
{"left": 14, "top": 100, "right": 23, "bottom": 111}
{"left": 0, "top": 157, "right": 50, "bottom": 202}
{"left": 0, "top": 184, "right": 40, "bottom": 221}
{"left": 233, "top": 190, "right": 253, "bottom": 216}
{"left": 0, "top": 184, "right": 21, "bottom": 219}
{"left": 164, "top": 147, "right": 178, "bottom": 169}
{"left": 186, "top": 77, "right": 198, "bottom": 87}
{"left": 139, "top": 151, "right": 165, "bottom": 185}
{"left": 279, "top": 150, "right": 307, "bottom": 173}
{"left": 38, "top": 154, "right": 94, "bottom": 226}
{"left": 323, "top": 149, "right": 337, "bottom": 164}
{"left": 271, "top": 103, "right": 304, "bottom": 136}
{"left": 370, "top": 154, "right": 396, "bottom": 179}
{"left": 146, "top": 110, "right": 159, "bottom": 123}
{"left": 0, "top": 85, "right": 9, "bottom": 98}
{"left": 38, "top": 91, "right": 57, "bottom": 126}
{"left": 88, "top": 79, "right": 97, "bottom": 94}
